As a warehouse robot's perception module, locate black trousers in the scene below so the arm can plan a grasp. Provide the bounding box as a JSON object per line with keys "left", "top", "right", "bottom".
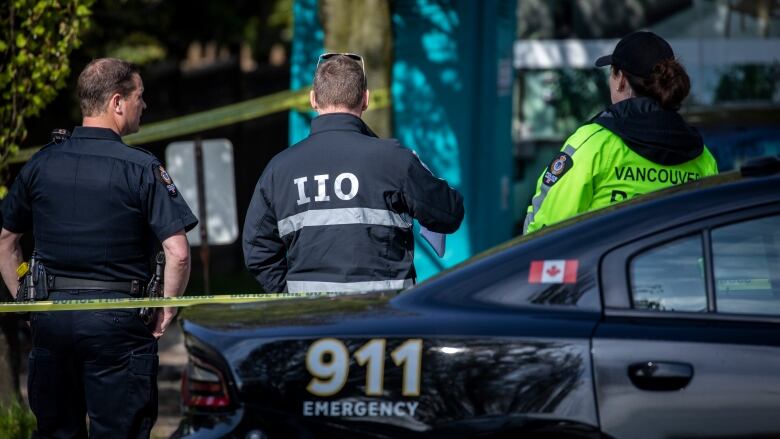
{"left": 28, "top": 291, "right": 158, "bottom": 439}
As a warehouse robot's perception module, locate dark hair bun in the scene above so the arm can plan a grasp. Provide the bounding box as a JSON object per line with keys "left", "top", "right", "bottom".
{"left": 646, "top": 59, "right": 690, "bottom": 110}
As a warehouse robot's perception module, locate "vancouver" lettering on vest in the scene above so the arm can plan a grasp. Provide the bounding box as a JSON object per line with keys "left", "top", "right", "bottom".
{"left": 614, "top": 167, "right": 701, "bottom": 184}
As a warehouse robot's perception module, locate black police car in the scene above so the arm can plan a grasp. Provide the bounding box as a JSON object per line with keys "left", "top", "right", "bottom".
{"left": 174, "top": 157, "right": 780, "bottom": 439}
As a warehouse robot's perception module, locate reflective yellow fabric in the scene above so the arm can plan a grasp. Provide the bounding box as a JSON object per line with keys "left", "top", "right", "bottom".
{"left": 524, "top": 123, "right": 719, "bottom": 234}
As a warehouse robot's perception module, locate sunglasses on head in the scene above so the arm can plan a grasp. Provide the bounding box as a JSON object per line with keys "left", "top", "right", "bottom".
{"left": 317, "top": 52, "right": 365, "bottom": 74}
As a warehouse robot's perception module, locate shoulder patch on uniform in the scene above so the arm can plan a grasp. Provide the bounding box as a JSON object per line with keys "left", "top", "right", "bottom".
{"left": 50, "top": 128, "right": 71, "bottom": 144}
{"left": 155, "top": 165, "right": 178, "bottom": 197}
{"left": 542, "top": 152, "right": 574, "bottom": 187}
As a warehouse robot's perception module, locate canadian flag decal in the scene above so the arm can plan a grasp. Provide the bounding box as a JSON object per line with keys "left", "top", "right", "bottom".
{"left": 528, "top": 260, "right": 578, "bottom": 284}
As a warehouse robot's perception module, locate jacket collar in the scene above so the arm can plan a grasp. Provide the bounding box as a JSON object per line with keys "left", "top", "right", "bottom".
{"left": 71, "top": 126, "right": 123, "bottom": 142}
{"left": 594, "top": 96, "right": 662, "bottom": 120}
{"left": 592, "top": 97, "right": 704, "bottom": 166}
{"left": 310, "top": 113, "right": 378, "bottom": 138}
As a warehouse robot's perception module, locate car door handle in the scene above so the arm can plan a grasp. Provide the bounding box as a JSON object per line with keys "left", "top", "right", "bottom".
{"left": 628, "top": 361, "right": 693, "bottom": 391}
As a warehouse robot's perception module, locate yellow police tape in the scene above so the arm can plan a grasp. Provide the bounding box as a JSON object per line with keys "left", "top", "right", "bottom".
{"left": 9, "top": 87, "right": 391, "bottom": 164}
{"left": 0, "top": 292, "right": 352, "bottom": 313}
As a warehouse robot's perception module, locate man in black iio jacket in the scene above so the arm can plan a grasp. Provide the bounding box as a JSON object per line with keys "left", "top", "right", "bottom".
{"left": 243, "top": 53, "right": 464, "bottom": 293}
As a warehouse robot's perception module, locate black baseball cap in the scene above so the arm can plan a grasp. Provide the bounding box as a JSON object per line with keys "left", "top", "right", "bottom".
{"left": 595, "top": 31, "right": 674, "bottom": 79}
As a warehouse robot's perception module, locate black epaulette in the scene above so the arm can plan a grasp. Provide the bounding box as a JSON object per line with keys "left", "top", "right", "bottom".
{"left": 125, "top": 143, "right": 156, "bottom": 158}
{"left": 50, "top": 128, "right": 71, "bottom": 144}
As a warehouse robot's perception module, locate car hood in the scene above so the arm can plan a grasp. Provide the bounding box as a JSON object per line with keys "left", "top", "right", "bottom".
{"left": 180, "top": 291, "right": 408, "bottom": 336}
{"left": 185, "top": 291, "right": 399, "bottom": 325}
{"left": 179, "top": 290, "right": 600, "bottom": 434}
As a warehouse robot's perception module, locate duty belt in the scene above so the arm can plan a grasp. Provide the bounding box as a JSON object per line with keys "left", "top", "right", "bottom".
{"left": 49, "top": 276, "right": 144, "bottom": 296}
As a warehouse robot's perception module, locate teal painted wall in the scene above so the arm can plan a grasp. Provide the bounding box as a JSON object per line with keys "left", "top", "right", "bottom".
{"left": 290, "top": 0, "right": 517, "bottom": 280}
{"left": 289, "top": 0, "right": 323, "bottom": 144}
{"left": 392, "top": 0, "right": 516, "bottom": 279}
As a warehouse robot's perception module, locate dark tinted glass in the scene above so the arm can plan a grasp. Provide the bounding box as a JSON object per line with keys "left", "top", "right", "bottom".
{"left": 712, "top": 215, "right": 780, "bottom": 316}
{"left": 631, "top": 235, "right": 707, "bottom": 312}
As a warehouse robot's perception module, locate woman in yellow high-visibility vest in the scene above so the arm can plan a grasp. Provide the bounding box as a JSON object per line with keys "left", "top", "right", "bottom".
{"left": 523, "top": 31, "right": 718, "bottom": 234}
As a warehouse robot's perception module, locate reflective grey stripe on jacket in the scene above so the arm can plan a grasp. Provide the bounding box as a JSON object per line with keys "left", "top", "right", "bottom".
{"left": 278, "top": 207, "right": 411, "bottom": 237}
{"left": 286, "top": 278, "right": 414, "bottom": 293}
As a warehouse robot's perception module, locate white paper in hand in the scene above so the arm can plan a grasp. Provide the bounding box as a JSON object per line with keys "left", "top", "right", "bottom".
{"left": 420, "top": 225, "right": 446, "bottom": 257}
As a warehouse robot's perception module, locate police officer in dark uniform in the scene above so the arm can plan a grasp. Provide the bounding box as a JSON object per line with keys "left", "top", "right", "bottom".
{"left": 0, "top": 58, "right": 198, "bottom": 438}
{"left": 242, "top": 53, "right": 464, "bottom": 293}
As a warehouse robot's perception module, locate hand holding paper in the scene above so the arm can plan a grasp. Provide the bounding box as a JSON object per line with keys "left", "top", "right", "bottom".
{"left": 420, "top": 225, "right": 446, "bottom": 257}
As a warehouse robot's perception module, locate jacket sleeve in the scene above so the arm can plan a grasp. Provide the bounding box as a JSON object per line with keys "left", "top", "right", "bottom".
{"left": 703, "top": 146, "right": 719, "bottom": 176}
{"left": 523, "top": 141, "right": 595, "bottom": 234}
{"left": 400, "top": 149, "right": 465, "bottom": 234}
{"left": 142, "top": 160, "right": 199, "bottom": 241}
{"left": 242, "top": 169, "right": 287, "bottom": 293}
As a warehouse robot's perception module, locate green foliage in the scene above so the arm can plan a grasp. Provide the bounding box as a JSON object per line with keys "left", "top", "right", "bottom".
{"left": 554, "top": 68, "right": 611, "bottom": 134}
{"left": 0, "top": 0, "right": 94, "bottom": 198}
{"left": 714, "top": 65, "right": 779, "bottom": 103}
{"left": 521, "top": 69, "right": 610, "bottom": 140}
{"left": 78, "top": 0, "right": 291, "bottom": 63}
{"left": 0, "top": 401, "right": 36, "bottom": 439}
{"left": 268, "top": 0, "right": 292, "bottom": 27}
{"left": 106, "top": 32, "right": 167, "bottom": 65}
{"left": 241, "top": 0, "right": 294, "bottom": 60}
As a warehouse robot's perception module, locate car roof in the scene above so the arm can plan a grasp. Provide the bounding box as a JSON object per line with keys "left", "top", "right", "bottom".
{"left": 417, "top": 157, "right": 780, "bottom": 286}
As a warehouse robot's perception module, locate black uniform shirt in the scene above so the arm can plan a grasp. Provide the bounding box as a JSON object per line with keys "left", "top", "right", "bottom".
{"left": 2, "top": 127, "right": 198, "bottom": 281}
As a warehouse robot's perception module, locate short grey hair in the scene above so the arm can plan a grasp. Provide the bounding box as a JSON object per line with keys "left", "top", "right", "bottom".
{"left": 77, "top": 58, "right": 140, "bottom": 117}
{"left": 313, "top": 55, "right": 366, "bottom": 111}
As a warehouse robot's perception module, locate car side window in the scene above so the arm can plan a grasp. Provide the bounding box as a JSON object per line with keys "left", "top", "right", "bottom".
{"left": 712, "top": 214, "right": 780, "bottom": 316}
{"left": 630, "top": 235, "right": 707, "bottom": 312}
